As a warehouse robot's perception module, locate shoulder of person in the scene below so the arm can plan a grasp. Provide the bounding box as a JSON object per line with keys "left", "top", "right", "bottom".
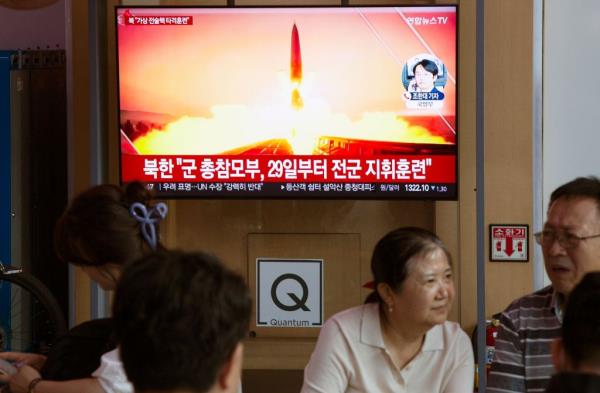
{"left": 492, "top": 285, "right": 555, "bottom": 335}
{"left": 41, "top": 318, "right": 116, "bottom": 380}
{"left": 329, "top": 304, "right": 372, "bottom": 322}
{"left": 65, "top": 318, "right": 114, "bottom": 338}
{"left": 437, "top": 321, "right": 470, "bottom": 343}
{"left": 322, "top": 304, "right": 376, "bottom": 334}
{"left": 502, "top": 285, "right": 554, "bottom": 313}
{"left": 432, "top": 322, "right": 474, "bottom": 361}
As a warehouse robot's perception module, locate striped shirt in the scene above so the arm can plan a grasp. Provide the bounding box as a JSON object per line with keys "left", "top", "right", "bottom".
{"left": 487, "top": 286, "right": 562, "bottom": 393}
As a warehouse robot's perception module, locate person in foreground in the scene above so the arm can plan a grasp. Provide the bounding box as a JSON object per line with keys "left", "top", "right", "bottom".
{"left": 0, "top": 182, "right": 167, "bottom": 393}
{"left": 545, "top": 272, "right": 600, "bottom": 393}
{"left": 488, "top": 176, "right": 600, "bottom": 393}
{"left": 301, "top": 227, "right": 474, "bottom": 393}
{"left": 113, "top": 250, "right": 251, "bottom": 393}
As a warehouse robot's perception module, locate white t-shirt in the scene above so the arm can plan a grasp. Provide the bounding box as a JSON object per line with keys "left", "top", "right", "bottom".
{"left": 301, "top": 303, "right": 474, "bottom": 393}
{"left": 92, "top": 348, "right": 133, "bottom": 393}
{"left": 92, "top": 348, "right": 243, "bottom": 393}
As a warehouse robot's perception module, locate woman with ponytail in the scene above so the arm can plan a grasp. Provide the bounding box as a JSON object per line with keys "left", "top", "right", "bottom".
{"left": 0, "top": 182, "right": 167, "bottom": 393}
{"left": 302, "top": 227, "right": 474, "bottom": 393}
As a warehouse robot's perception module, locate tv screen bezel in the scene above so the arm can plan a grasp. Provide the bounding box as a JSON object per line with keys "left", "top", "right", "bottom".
{"left": 114, "top": 4, "right": 459, "bottom": 201}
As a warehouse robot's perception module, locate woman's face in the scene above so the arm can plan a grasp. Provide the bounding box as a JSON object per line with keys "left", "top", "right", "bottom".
{"left": 387, "top": 248, "right": 455, "bottom": 331}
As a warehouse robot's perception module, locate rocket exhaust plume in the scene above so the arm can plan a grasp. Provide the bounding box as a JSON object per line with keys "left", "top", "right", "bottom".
{"left": 291, "top": 23, "right": 303, "bottom": 109}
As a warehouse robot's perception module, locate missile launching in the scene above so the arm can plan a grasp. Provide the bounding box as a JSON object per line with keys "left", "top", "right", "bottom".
{"left": 291, "top": 23, "right": 303, "bottom": 109}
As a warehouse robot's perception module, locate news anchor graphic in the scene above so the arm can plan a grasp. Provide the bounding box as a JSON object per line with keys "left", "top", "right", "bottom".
{"left": 116, "top": 7, "right": 457, "bottom": 198}
{"left": 402, "top": 53, "right": 447, "bottom": 109}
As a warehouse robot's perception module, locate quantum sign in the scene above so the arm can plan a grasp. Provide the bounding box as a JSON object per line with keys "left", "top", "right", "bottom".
{"left": 256, "top": 258, "right": 323, "bottom": 328}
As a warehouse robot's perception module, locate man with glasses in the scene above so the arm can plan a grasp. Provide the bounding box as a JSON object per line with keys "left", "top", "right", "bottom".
{"left": 488, "top": 176, "right": 600, "bottom": 393}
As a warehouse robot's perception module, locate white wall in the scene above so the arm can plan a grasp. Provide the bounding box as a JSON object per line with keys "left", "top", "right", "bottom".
{"left": 0, "top": 1, "right": 66, "bottom": 50}
{"left": 544, "top": 0, "right": 600, "bottom": 207}
{"left": 542, "top": 0, "right": 600, "bottom": 285}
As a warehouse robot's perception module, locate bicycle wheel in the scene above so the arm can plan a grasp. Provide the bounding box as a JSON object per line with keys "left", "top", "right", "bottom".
{"left": 0, "top": 268, "right": 67, "bottom": 354}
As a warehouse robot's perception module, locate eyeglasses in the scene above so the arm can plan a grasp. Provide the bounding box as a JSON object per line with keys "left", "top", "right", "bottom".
{"left": 533, "top": 230, "right": 600, "bottom": 249}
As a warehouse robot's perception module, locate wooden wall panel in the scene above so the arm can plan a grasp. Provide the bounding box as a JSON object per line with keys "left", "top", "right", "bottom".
{"left": 170, "top": 199, "right": 435, "bottom": 280}
{"left": 455, "top": 0, "right": 478, "bottom": 331}
{"left": 245, "top": 233, "right": 361, "bottom": 368}
{"left": 247, "top": 233, "right": 361, "bottom": 339}
{"left": 435, "top": 201, "right": 460, "bottom": 324}
{"left": 484, "top": 0, "right": 534, "bottom": 316}
{"left": 70, "top": 0, "right": 92, "bottom": 324}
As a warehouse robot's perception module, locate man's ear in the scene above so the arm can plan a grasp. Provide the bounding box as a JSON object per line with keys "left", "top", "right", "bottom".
{"left": 217, "top": 343, "right": 244, "bottom": 392}
{"left": 551, "top": 338, "right": 566, "bottom": 371}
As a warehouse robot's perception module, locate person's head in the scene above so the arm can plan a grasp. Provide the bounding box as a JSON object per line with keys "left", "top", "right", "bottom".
{"left": 413, "top": 59, "right": 438, "bottom": 91}
{"left": 369, "top": 227, "right": 454, "bottom": 332}
{"left": 113, "top": 251, "right": 251, "bottom": 393}
{"left": 54, "top": 182, "right": 167, "bottom": 290}
{"left": 552, "top": 272, "right": 600, "bottom": 374}
{"left": 536, "top": 177, "right": 600, "bottom": 296}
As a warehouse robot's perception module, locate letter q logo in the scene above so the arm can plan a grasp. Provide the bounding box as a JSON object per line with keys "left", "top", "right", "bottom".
{"left": 270, "top": 273, "right": 310, "bottom": 312}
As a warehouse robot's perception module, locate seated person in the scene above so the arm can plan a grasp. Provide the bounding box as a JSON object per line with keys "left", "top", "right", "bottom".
{"left": 488, "top": 177, "right": 600, "bottom": 392}
{"left": 0, "top": 182, "right": 167, "bottom": 393}
{"left": 113, "top": 250, "right": 251, "bottom": 393}
{"left": 546, "top": 272, "right": 600, "bottom": 392}
{"left": 301, "top": 227, "right": 474, "bottom": 393}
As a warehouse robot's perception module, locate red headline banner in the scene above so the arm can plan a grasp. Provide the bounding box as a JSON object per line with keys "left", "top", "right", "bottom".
{"left": 121, "top": 155, "right": 456, "bottom": 183}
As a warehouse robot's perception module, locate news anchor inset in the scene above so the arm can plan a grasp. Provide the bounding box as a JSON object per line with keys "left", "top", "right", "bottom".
{"left": 402, "top": 54, "right": 447, "bottom": 109}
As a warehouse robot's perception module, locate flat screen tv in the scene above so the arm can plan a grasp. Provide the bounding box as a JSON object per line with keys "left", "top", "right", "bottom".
{"left": 116, "top": 6, "right": 457, "bottom": 199}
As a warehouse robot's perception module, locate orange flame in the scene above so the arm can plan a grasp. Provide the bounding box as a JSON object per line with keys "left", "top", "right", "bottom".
{"left": 133, "top": 102, "right": 449, "bottom": 156}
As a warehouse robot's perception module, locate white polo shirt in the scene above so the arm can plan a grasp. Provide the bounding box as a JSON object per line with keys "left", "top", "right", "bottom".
{"left": 301, "top": 303, "right": 474, "bottom": 393}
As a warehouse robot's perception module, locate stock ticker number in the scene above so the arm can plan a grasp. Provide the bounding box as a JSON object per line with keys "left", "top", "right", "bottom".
{"left": 404, "top": 184, "right": 447, "bottom": 193}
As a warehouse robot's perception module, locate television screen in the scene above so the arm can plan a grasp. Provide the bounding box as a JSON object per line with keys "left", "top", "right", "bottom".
{"left": 116, "top": 6, "right": 457, "bottom": 199}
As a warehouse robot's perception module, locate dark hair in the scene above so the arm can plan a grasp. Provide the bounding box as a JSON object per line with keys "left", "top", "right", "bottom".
{"left": 413, "top": 59, "right": 439, "bottom": 77}
{"left": 549, "top": 176, "right": 600, "bottom": 212}
{"left": 366, "top": 227, "right": 451, "bottom": 303}
{"left": 54, "top": 182, "right": 161, "bottom": 267}
{"left": 562, "top": 272, "right": 600, "bottom": 368}
{"left": 114, "top": 250, "right": 251, "bottom": 392}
